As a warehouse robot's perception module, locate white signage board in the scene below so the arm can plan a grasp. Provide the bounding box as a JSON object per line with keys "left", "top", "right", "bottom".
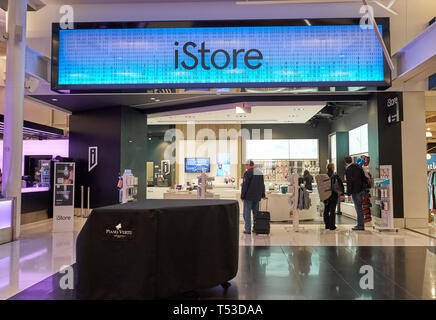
{"left": 53, "top": 162, "right": 75, "bottom": 233}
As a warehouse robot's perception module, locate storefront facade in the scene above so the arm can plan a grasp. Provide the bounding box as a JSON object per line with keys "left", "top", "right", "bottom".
{"left": 30, "top": 15, "right": 424, "bottom": 230}
{"left": 1, "top": 1, "right": 429, "bottom": 236}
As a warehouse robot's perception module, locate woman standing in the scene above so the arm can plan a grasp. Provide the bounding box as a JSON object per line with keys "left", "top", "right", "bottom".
{"left": 324, "top": 163, "right": 344, "bottom": 231}
{"left": 303, "top": 170, "right": 313, "bottom": 191}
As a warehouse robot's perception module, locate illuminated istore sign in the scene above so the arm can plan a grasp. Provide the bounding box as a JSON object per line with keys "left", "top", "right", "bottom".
{"left": 51, "top": 19, "right": 391, "bottom": 90}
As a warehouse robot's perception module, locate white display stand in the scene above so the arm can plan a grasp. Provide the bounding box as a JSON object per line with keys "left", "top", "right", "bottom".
{"left": 121, "top": 169, "right": 138, "bottom": 203}
{"left": 287, "top": 173, "right": 302, "bottom": 231}
{"left": 373, "top": 165, "right": 399, "bottom": 232}
{"left": 53, "top": 162, "right": 75, "bottom": 233}
{"left": 197, "top": 172, "right": 215, "bottom": 199}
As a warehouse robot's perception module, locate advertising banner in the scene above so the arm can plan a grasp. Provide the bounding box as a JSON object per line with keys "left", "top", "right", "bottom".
{"left": 52, "top": 19, "right": 390, "bottom": 90}
{"left": 53, "top": 162, "right": 75, "bottom": 233}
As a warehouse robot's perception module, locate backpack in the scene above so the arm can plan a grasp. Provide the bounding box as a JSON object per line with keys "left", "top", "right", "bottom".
{"left": 362, "top": 168, "right": 374, "bottom": 189}
{"left": 331, "top": 175, "right": 342, "bottom": 194}
{"left": 315, "top": 174, "right": 332, "bottom": 201}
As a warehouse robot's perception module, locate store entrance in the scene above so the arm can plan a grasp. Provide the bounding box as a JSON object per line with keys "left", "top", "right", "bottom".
{"left": 145, "top": 100, "right": 376, "bottom": 227}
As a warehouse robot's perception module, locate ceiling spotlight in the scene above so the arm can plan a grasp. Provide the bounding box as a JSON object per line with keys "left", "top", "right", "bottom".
{"left": 51, "top": 98, "right": 58, "bottom": 102}
{"left": 236, "top": 103, "right": 251, "bottom": 114}
{"left": 427, "top": 131, "right": 433, "bottom": 138}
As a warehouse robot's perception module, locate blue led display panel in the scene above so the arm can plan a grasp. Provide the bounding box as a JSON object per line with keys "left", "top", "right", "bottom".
{"left": 53, "top": 22, "right": 388, "bottom": 89}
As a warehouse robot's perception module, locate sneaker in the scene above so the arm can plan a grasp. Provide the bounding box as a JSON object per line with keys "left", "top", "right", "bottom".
{"left": 330, "top": 226, "right": 337, "bottom": 231}
{"left": 243, "top": 230, "right": 251, "bottom": 234}
{"left": 352, "top": 226, "right": 365, "bottom": 231}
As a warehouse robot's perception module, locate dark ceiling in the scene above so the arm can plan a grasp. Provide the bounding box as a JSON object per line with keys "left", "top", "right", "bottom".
{"left": 28, "top": 92, "right": 371, "bottom": 114}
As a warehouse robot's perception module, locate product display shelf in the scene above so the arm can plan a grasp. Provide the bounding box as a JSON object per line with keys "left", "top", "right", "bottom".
{"left": 372, "top": 165, "right": 398, "bottom": 232}
{"left": 256, "top": 159, "right": 320, "bottom": 182}
{"left": 121, "top": 170, "right": 138, "bottom": 203}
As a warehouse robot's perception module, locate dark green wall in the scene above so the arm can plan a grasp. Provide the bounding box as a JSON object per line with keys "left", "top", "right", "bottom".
{"left": 146, "top": 125, "right": 175, "bottom": 186}
{"left": 120, "top": 106, "right": 148, "bottom": 201}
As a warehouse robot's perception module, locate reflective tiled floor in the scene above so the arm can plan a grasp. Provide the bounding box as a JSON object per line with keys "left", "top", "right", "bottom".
{"left": 1, "top": 218, "right": 436, "bottom": 300}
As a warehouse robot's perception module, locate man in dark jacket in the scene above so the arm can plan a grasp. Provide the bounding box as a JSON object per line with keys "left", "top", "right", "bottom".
{"left": 344, "top": 156, "right": 368, "bottom": 231}
{"left": 241, "top": 160, "right": 266, "bottom": 234}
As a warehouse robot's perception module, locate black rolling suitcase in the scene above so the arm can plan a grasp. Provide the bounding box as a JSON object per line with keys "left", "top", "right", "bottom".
{"left": 253, "top": 199, "right": 270, "bottom": 235}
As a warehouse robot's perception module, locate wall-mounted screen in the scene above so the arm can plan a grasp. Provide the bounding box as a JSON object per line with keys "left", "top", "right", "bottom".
{"left": 217, "top": 153, "right": 231, "bottom": 177}
{"left": 51, "top": 19, "right": 390, "bottom": 90}
{"left": 185, "top": 158, "right": 210, "bottom": 173}
{"left": 349, "top": 124, "right": 369, "bottom": 155}
{"left": 246, "top": 139, "right": 318, "bottom": 160}
{"left": 289, "top": 139, "right": 318, "bottom": 159}
{"left": 246, "top": 140, "right": 289, "bottom": 160}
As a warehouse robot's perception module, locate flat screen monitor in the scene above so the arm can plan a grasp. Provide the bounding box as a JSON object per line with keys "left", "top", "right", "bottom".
{"left": 185, "top": 158, "right": 210, "bottom": 173}
{"left": 349, "top": 124, "right": 368, "bottom": 155}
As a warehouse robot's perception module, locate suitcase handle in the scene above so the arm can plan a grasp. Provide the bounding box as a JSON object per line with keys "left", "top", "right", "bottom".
{"left": 262, "top": 197, "right": 268, "bottom": 211}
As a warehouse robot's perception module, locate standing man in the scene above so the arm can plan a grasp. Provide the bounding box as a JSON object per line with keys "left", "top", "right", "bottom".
{"left": 344, "top": 156, "right": 368, "bottom": 231}
{"left": 241, "top": 160, "right": 266, "bottom": 234}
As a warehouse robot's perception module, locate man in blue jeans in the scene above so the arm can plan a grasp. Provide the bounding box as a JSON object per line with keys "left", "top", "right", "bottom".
{"left": 344, "top": 156, "right": 368, "bottom": 231}
{"left": 241, "top": 160, "right": 266, "bottom": 234}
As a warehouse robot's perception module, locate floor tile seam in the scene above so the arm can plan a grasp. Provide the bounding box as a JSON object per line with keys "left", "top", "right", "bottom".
{"left": 278, "top": 245, "right": 305, "bottom": 289}
{"left": 405, "top": 228, "right": 436, "bottom": 240}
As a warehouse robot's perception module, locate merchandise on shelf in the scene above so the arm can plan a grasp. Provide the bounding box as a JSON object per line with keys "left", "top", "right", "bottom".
{"left": 256, "top": 159, "right": 320, "bottom": 182}
{"left": 120, "top": 169, "right": 138, "bottom": 203}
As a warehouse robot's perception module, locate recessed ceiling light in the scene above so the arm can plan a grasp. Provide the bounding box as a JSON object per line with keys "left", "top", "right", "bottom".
{"left": 51, "top": 98, "right": 58, "bottom": 102}
{"left": 155, "top": 99, "right": 160, "bottom": 102}
{"left": 150, "top": 97, "right": 156, "bottom": 100}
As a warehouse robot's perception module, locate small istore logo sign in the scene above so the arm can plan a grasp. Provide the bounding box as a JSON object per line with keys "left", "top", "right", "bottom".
{"left": 102, "top": 219, "right": 135, "bottom": 241}
{"left": 88, "top": 146, "right": 98, "bottom": 172}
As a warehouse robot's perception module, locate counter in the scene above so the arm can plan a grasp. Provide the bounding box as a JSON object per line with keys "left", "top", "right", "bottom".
{"left": 21, "top": 187, "right": 51, "bottom": 222}
{"left": 0, "top": 198, "right": 14, "bottom": 244}
{"left": 163, "top": 191, "right": 220, "bottom": 199}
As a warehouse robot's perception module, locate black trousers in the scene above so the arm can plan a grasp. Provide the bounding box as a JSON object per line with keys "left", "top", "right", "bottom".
{"left": 324, "top": 193, "right": 338, "bottom": 229}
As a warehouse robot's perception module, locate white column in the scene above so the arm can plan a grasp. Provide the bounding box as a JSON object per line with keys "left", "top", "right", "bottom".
{"left": 2, "top": 0, "right": 28, "bottom": 240}
{"left": 401, "top": 91, "right": 428, "bottom": 228}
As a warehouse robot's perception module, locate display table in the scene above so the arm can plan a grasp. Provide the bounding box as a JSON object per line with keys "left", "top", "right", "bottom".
{"left": 259, "top": 192, "right": 319, "bottom": 222}
{"left": 341, "top": 202, "right": 357, "bottom": 220}
{"left": 163, "top": 191, "right": 220, "bottom": 199}
{"left": 76, "top": 199, "right": 239, "bottom": 299}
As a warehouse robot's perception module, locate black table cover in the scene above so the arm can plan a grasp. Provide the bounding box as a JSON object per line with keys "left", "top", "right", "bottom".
{"left": 76, "top": 199, "right": 239, "bottom": 299}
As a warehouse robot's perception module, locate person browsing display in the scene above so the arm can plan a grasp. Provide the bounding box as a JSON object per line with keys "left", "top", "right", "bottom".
{"left": 323, "top": 163, "right": 344, "bottom": 231}
{"left": 344, "top": 156, "right": 369, "bottom": 231}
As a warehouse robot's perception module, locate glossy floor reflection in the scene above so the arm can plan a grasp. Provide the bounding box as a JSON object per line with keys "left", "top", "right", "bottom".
{"left": 239, "top": 224, "right": 436, "bottom": 247}
{"left": 8, "top": 246, "right": 436, "bottom": 300}
{"left": 1, "top": 218, "right": 435, "bottom": 300}
{"left": 410, "top": 225, "right": 436, "bottom": 239}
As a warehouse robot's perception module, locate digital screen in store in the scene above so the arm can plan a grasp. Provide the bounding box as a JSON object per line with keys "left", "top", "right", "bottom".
{"left": 246, "top": 139, "right": 318, "bottom": 160}
{"left": 348, "top": 124, "right": 368, "bottom": 156}
{"left": 185, "top": 158, "right": 210, "bottom": 173}
{"left": 52, "top": 21, "right": 388, "bottom": 89}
